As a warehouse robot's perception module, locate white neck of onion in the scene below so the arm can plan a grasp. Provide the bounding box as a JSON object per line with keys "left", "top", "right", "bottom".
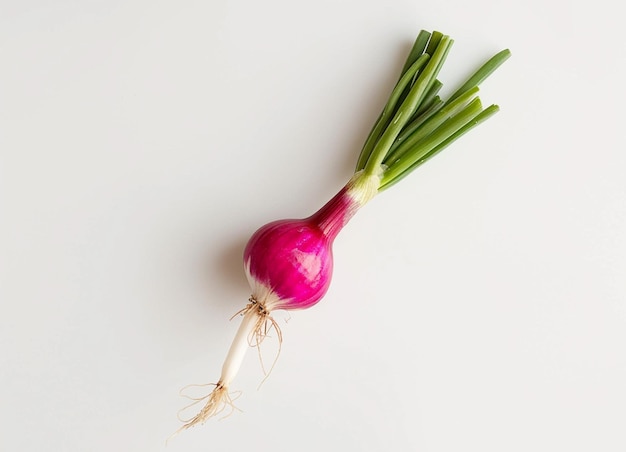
{"left": 219, "top": 307, "right": 261, "bottom": 385}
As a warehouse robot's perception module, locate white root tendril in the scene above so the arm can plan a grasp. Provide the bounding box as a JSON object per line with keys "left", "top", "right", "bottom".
{"left": 240, "top": 298, "right": 283, "bottom": 387}
{"left": 172, "top": 297, "right": 283, "bottom": 436}
{"left": 169, "top": 383, "right": 241, "bottom": 440}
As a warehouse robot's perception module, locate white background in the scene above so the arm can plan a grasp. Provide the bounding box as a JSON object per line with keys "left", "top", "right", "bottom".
{"left": 1, "top": 1, "right": 625, "bottom": 451}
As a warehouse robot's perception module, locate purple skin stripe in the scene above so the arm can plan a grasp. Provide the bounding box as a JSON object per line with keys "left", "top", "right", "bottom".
{"left": 244, "top": 185, "right": 360, "bottom": 310}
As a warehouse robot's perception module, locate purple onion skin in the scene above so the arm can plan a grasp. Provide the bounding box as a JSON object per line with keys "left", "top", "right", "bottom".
{"left": 244, "top": 184, "right": 360, "bottom": 311}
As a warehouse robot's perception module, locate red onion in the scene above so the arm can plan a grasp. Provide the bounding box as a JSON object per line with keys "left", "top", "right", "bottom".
{"left": 174, "top": 30, "right": 509, "bottom": 434}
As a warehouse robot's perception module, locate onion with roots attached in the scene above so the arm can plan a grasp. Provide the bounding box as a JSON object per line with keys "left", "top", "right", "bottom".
{"left": 175, "top": 29, "right": 510, "bottom": 434}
